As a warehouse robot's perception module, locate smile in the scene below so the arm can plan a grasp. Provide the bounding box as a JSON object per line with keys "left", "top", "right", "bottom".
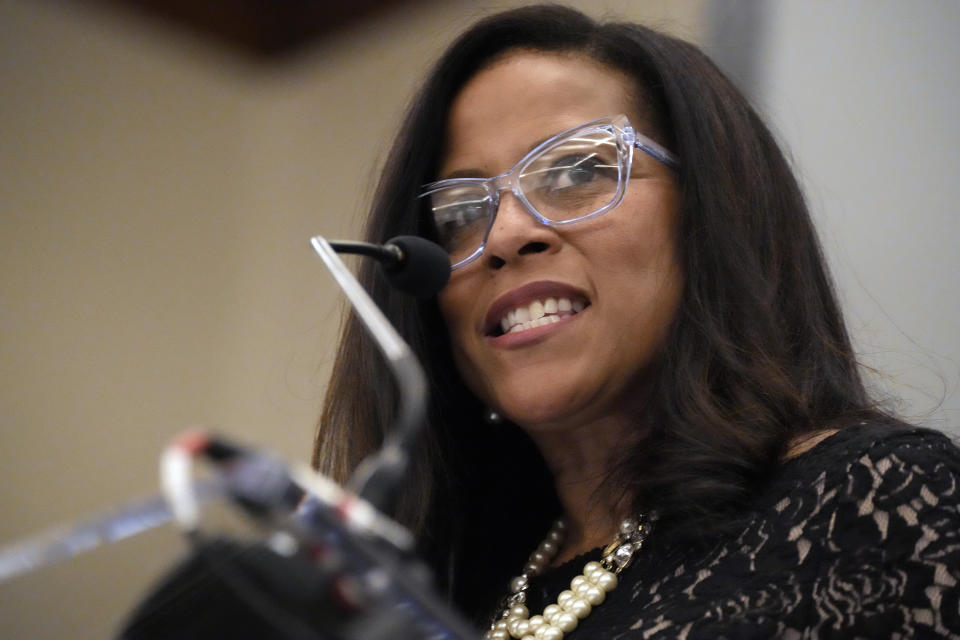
{"left": 493, "top": 296, "right": 588, "bottom": 336}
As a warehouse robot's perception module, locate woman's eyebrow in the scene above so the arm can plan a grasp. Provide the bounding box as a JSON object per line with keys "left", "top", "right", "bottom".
{"left": 439, "top": 168, "right": 487, "bottom": 180}
{"left": 438, "top": 130, "right": 561, "bottom": 181}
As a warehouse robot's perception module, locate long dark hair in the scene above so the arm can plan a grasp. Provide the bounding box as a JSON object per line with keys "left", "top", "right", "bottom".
{"left": 313, "top": 5, "right": 884, "bottom": 619}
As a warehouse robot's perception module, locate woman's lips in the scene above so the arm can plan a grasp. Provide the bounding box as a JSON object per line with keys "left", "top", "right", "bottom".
{"left": 488, "top": 306, "right": 586, "bottom": 347}
{"left": 483, "top": 280, "right": 591, "bottom": 338}
{"left": 497, "top": 295, "right": 586, "bottom": 334}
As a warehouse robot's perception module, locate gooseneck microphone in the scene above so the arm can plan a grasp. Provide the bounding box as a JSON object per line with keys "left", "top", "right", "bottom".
{"left": 309, "top": 235, "right": 447, "bottom": 514}
{"left": 328, "top": 236, "right": 450, "bottom": 299}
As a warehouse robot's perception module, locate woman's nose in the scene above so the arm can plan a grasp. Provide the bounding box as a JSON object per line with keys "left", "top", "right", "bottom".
{"left": 483, "top": 192, "right": 558, "bottom": 269}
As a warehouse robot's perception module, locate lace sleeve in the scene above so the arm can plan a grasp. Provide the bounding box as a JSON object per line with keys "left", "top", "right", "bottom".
{"left": 808, "top": 432, "right": 960, "bottom": 638}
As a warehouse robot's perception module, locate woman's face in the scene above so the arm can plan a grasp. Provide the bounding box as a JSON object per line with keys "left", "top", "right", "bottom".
{"left": 436, "top": 51, "right": 683, "bottom": 432}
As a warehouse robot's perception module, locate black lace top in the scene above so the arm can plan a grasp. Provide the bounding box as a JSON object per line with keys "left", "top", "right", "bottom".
{"left": 520, "top": 423, "right": 960, "bottom": 639}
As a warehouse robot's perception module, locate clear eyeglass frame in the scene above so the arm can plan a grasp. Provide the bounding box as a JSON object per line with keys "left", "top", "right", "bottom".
{"left": 419, "top": 114, "right": 679, "bottom": 270}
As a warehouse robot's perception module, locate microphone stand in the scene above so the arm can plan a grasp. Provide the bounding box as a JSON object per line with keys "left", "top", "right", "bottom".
{"left": 309, "top": 236, "right": 428, "bottom": 511}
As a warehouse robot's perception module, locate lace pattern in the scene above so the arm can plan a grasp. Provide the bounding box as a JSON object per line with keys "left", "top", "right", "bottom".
{"left": 521, "top": 424, "right": 960, "bottom": 639}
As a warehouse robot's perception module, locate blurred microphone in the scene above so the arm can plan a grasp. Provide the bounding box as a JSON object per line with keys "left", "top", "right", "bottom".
{"left": 118, "top": 431, "right": 477, "bottom": 640}
{"left": 328, "top": 236, "right": 450, "bottom": 298}
{"left": 309, "top": 235, "right": 431, "bottom": 512}
{"left": 311, "top": 235, "right": 446, "bottom": 510}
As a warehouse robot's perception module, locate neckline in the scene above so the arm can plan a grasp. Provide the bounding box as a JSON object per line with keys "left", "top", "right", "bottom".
{"left": 547, "top": 545, "right": 604, "bottom": 573}
{"left": 778, "top": 420, "right": 913, "bottom": 469}
{"left": 533, "top": 423, "right": 920, "bottom": 583}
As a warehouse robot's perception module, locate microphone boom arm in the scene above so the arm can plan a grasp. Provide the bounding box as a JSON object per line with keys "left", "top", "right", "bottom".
{"left": 326, "top": 240, "right": 402, "bottom": 267}
{"left": 309, "top": 236, "right": 427, "bottom": 512}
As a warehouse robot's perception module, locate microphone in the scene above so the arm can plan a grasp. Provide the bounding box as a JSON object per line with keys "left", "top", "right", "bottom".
{"left": 328, "top": 236, "right": 450, "bottom": 298}
{"left": 308, "top": 236, "right": 429, "bottom": 511}
{"left": 117, "top": 430, "right": 480, "bottom": 640}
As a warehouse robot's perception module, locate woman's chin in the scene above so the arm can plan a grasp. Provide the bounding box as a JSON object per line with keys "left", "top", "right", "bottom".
{"left": 485, "top": 376, "right": 612, "bottom": 431}
{"left": 496, "top": 397, "right": 584, "bottom": 431}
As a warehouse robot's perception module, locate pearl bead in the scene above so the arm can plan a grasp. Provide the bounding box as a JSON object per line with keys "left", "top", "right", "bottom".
{"left": 556, "top": 590, "right": 576, "bottom": 609}
{"left": 542, "top": 604, "right": 563, "bottom": 623}
{"left": 594, "top": 570, "right": 618, "bottom": 592}
{"left": 535, "top": 625, "right": 563, "bottom": 640}
{"left": 583, "top": 561, "right": 604, "bottom": 580}
{"left": 581, "top": 584, "right": 605, "bottom": 605}
{"left": 538, "top": 540, "right": 557, "bottom": 556}
{"left": 570, "top": 575, "right": 589, "bottom": 592}
{"left": 509, "top": 604, "right": 529, "bottom": 620}
{"left": 554, "top": 612, "right": 578, "bottom": 632}
{"left": 583, "top": 566, "right": 601, "bottom": 585}
{"left": 562, "top": 596, "right": 591, "bottom": 619}
{"left": 488, "top": 517, "right": 648, "bottom": 640}
{"left": 510, "top": 575, "right": 529, "bottom": 592}
{"left": 507, "top": 618, "right": 530, "bottom": 637}
{"left": 528, "top": 615, "right": 546, "bottom": 631}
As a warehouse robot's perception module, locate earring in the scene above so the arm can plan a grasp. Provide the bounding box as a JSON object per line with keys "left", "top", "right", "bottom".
{"left": 484, "top": 408, "right": 503, "bottom": 424}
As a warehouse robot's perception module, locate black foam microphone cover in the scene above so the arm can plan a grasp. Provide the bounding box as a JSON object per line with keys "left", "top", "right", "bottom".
{"left": 383, "top": 236, "right": 450, "bottom": 298}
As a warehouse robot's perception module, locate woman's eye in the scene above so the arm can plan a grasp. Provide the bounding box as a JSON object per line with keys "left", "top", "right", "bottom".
{"left": 552, "top": 158, "right": 598, "bottom": 190}
{"left": 437, "top": 201, "right": 485, "bottom": 228}
{"left": 432, "top": 196, "right": 489, "bottom": 246}
{"left": 533, "top": 152, "right": 618, "bottom": 197}
{"left": 546, "top": 154, "right": 600, "bottom": 189}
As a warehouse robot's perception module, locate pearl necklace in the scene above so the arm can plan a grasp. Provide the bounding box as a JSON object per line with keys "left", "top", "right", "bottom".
{"left": 484, "top": 515, "right": 651, "bottom": 640}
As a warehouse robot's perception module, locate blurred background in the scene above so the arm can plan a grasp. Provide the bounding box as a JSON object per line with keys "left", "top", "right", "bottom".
{"left": 1, "top": 0, "right": 957, "bottom": 637}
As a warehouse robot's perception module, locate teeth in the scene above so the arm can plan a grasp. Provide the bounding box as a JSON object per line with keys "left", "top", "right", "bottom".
{"left": 529, "top": 300, "right": 545, "bottom": 321}
{"left": 497, "top": 296, "right": 587, "bottom": 335}
{"left": 508, "top": 315, "right": 561, "bottom": 333}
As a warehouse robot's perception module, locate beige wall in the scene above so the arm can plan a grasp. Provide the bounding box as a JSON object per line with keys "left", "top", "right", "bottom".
{"left": 0, "top": 1, "right": 707, "bottom": 637}
{"left": 740, "top": 1, "right": 960, "bottom": 433}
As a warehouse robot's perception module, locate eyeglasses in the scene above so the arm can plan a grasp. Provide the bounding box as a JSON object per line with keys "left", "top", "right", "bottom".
{"left": 420, "top": 115, "right": 678, "bottom": 270}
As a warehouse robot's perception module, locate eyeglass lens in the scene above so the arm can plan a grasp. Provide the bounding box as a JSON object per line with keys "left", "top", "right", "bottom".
{"left": 428, "top": 127, "right": 622, "bottom": 265}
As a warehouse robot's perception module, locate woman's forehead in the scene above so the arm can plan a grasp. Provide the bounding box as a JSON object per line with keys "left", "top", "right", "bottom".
{"left": 439, "top": 51, "right": 641, "bottom": 176}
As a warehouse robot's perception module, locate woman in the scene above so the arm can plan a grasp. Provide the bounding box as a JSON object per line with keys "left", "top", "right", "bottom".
{"left": 314, "top": 6, "right": 960, "bottom": 638}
